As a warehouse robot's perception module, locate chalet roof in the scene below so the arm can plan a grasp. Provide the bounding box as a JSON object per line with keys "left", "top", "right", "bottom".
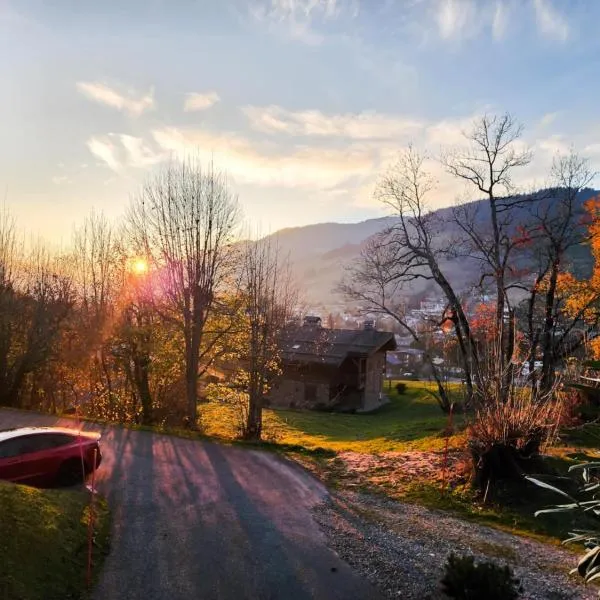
{"left": 281, "top": 326, "right": 397, "bottom": 368}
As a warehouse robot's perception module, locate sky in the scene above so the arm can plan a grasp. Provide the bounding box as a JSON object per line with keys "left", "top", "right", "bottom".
{"left": 1, "top": 0, "right": 600, "bottom": 244}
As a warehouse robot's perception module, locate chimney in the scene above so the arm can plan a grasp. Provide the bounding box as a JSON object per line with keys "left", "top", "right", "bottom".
{"left": 303, "top": 315, "right": 322, "bottom": 328}
{"left": 363, "top": 319, "right": 375, "bottom": 331}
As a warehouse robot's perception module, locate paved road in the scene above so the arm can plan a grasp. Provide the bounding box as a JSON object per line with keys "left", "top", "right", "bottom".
{"left": 0, "top": 410, "right": 381, "bottom": 600}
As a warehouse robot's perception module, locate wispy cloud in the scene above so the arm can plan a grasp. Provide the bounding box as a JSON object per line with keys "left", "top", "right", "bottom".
{"left": 76, "top": 81, "right": 155, "bottom": 117}
{"left": 431, "top": 0, "right": 569, "bottom": 44}
{"left": 151, "top": 126, "right": 374, "bottom": 188}
{"left": 183, "top": 91, "right": 220, "bottom": 112}
{"left": 248, "top": 0, "right": 358, "bottom": 44}
{"left": 436, "top": 0, "right": 477, "bottom": 40}
{"left": 242, "top": 105, "right": 422, "bottom": 140}
{"left": 86, "top": 134, "right": 165, "bottom": 171}
{"left": 533, "top": 0, "right": 569, "bottom": 41}
{"left": 86, "top": 136, "right": 122, "bottom": 171}
{"left": 492, "top": 1, "right": 508, "bottom": 41}
{"left": 51, "top": 175, "right": 70, "bottom": 185}
{"left": 538, "top": 111, "right": 559, "bottom": 128}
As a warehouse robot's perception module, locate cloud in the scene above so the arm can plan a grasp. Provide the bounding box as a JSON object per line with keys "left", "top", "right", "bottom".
{"left": 184, "top": 91, "right": 221, "bottom": 112}
{"left": 248, "top": 0, "right": 358, "bottom": 44}
{"left": 51, "top": 175, "right": 70, "bottom": 185}
{"left": 85, "top": 134, "right": 166, "bottom": 171}
{"left": 76, "top": 81, "right": 155, "bottom": 117}
{"left": 533, "top": 0, "right": 569, "bottom": 41}
{"left": 151, "top": 126, "right": 375, "bottom": 188}
{"left": 430, "top": 0, "right": 569, "bottom": 44}
{"left": 436, "top": 0, "right": 476, "bottom": 40}
{"left": 119, "top": 134, "right": 166, "bottom": 168}
{"left": 242, "top": 105, "right": 423, "bottom": 140}
{"left": 87, "top": 136, "right": 122, "bottom": 171}
{"left": 85, "top": 125, "right": 374, "bottom": 189}
{"left": 536, "top": 134, "right": 569, "bottom": 156}
{"left": 492, "top": 1, "right": 507, "bottom": 40}
{"left": 538, "top": 111, "right": 559, "bottom": 128}
{"left": 425, "top": 116, "right": 477, "bottom": 147}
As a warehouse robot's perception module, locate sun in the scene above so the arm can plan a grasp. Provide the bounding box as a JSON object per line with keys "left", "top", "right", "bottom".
{"left": 130, "top": 258, "right": 149, "bottom": 275}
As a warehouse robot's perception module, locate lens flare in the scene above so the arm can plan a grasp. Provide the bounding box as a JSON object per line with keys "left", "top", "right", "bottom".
{"left": 131, "top": 258, "right": 149, "bottom": 275}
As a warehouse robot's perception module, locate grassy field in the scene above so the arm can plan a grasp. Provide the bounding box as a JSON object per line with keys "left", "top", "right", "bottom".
{"left": 0, "top": 482, "right": 110, "bottom": 600}
{"left": 201, "top": 380, "right": 466, "bottom": 453}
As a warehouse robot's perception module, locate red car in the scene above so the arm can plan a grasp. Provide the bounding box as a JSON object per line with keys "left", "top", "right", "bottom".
{"left": 0, "top": 427, "right": 102, "bottom": 487}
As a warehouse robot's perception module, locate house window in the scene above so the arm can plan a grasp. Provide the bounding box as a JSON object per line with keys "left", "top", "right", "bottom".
{"left": 304, "top": 383, "right": 317, "bottom": 402}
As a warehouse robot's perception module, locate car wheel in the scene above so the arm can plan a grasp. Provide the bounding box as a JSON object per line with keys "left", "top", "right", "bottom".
{"left": 57, "top": 459, "right": 86, "bottom": 487}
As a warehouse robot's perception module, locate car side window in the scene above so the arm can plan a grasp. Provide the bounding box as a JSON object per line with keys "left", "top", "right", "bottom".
{"left": 0, "top": 437, "right": 38, "bottom": 458}
{"left": 15, "top": 436, "right": 47, "bottom": 455}
{"left": 0, "top": 433, "right": 77, "bottom": 458}
{"left": 44, "top": 434, "right": 75, "bottom": 448}
{"left": 25, "top": 434, "right": 75, "bottom": 453}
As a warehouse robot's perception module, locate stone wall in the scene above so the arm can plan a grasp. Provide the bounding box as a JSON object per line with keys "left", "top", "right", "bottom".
{"left": 269, "top": 378, "right": 333, "bottom": 410}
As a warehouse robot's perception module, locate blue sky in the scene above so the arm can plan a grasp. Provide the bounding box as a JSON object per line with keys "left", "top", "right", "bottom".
{"left": 1, "top": 0, "right": 599, "bottom": 243}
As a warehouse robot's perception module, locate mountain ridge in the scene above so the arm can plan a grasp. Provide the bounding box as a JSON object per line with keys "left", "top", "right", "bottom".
{"left": 263, "top": 189, "right": 599, "bottom": 307}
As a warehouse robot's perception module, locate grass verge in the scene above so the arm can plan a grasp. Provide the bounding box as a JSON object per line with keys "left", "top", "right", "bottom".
{"left": 0, "top": 482, "right": 110, "bottom": 600}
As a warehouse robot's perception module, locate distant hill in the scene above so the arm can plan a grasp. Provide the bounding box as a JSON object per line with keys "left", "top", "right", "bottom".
{"left": 263, "top": 189, "right": 599, "bottom": 307}
{"left": 264, "top": 217, "right": 396, "bottom": 262}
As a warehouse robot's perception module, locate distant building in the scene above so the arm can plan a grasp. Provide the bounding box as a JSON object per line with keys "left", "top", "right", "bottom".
{"left": 269, "top": 316, "right": 396, "bottom": 413}
{"left": 386, "top": 348, "right": 424, "bottom": 376}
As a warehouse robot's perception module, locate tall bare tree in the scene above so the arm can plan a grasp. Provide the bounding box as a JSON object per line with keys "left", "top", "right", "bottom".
{"left": 70, "top": 212, "right": 124, "bottom": 412}
{"left": 128, "top": 160, "right": 240, "bottom": 427}
{"left": 442, "top": 113, "right": 532, "bottom": 404}
{"left": 340, "top": 146, "right": 478, "bottom": 407}
{"left": 235, "top": 237, "right": 297, "bottom": 440}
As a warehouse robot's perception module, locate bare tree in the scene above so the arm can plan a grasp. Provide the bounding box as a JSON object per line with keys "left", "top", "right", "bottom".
{"left": 442, "top": 113, "right": 532, "bottom": 404}
{"left": 232, "top": 237, "right": 297, "bottom": 440}
{"left": 70, "top": 212, "right": 124, "bottom": 412}
{"left": 128, "top": 160, "right": 240, "bottom": 427}
{"left": 340, "top": 146, "right": 478, "bottom": 408}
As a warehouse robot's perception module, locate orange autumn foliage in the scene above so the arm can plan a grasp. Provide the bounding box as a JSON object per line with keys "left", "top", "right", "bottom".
{"left": 559, "top": 197, "right": 600, "bottom": 320}
{"left": 471, "top": 302, "right": 498, "bottom": 343}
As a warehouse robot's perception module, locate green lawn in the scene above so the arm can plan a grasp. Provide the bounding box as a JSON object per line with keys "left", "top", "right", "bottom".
{"left": 201, "top": 380, "right": 465, "bottom": 453}
{"left": 0, "top": 482, "right": 110, "bottom": 600}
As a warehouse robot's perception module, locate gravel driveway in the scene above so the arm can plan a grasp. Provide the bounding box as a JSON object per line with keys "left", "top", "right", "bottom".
{"left": 314, "top": 491, "right": 596, "bottom": 599}
{"left": 0, "top": 410, "right": 380, "bottom": 600}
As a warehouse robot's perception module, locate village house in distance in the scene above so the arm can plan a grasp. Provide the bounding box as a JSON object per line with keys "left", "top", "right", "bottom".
{"left": 269, "top": 316, "right": 396, "bottom": 413}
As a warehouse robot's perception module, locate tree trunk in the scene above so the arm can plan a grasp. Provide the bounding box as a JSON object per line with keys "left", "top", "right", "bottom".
{"left": 539, "top": 259, "right": 560, "bottom": 398}
{"left": 184, "top": 314, "right": 203, "bottom": 428}
{"left": 133, "top": 356, "right": 153, "bottom": 425}
{"left": 245, "top": 394, "right": 262, "bottom": 441}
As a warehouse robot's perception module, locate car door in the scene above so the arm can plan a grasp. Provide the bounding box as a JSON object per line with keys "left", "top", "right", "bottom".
{"left": 17, "top": 434, "right": 68, "bottom": 486}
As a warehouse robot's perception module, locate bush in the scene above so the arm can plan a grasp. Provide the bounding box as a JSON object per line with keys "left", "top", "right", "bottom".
{"left": 469, "top": 390, "right": 563, "bottom": 489}
{"left": 441, "top": 553, "right": 522, "bottom": 599}
{"left": 395, "top": 382, "right": 407, "bottom": 395}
